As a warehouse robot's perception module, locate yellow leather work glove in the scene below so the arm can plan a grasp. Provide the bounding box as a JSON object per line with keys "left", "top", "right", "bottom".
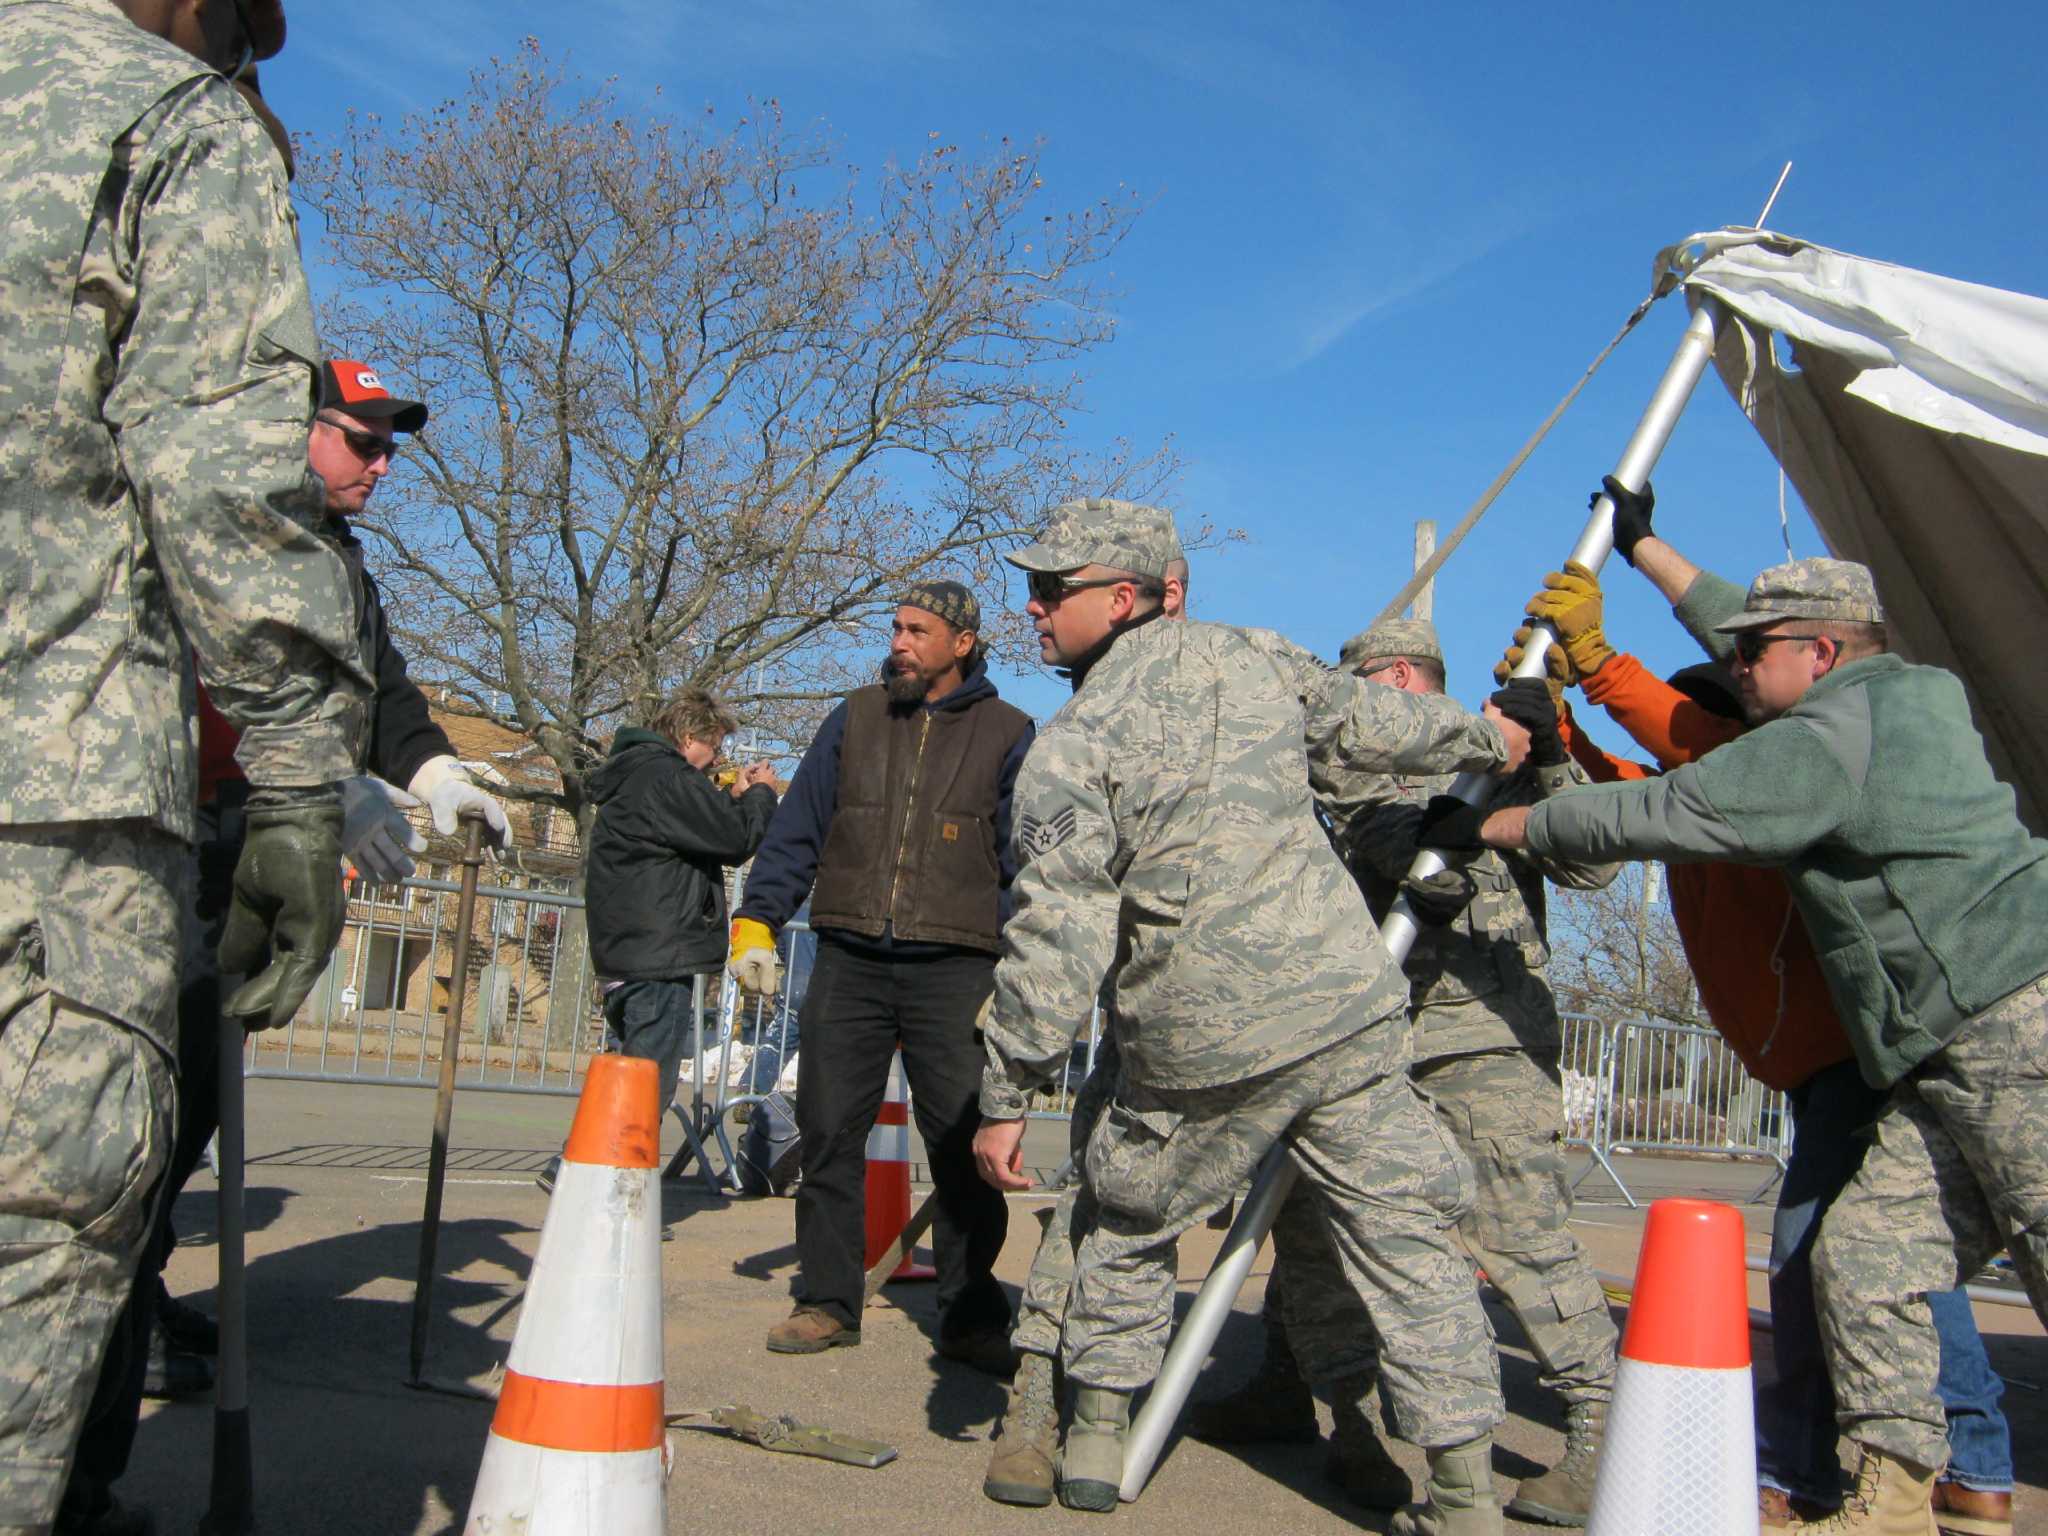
{"left": 727, "top": 917, "right": 780, "bottom": 1000}
{"left": 1492, "top": 624, "right": 1576, "bottom": 708}
{"left": 1523, "top": 561, "right": 1615, "bottom": 677}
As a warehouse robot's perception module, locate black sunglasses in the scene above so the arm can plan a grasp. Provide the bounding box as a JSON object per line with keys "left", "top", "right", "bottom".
{"left": 317, "top": 415, "right": 401, "bottom": 465}
{"left": 1732, "top": 631, "right": 1822, "bottom": 665}
{"left": 1026, "top": 571, "right": 1162, "bottom": 606}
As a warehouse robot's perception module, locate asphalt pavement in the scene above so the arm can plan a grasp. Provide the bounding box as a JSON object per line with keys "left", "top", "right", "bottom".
{"left": 116, "top": 1077, "right": 2043, "bottom": 1534}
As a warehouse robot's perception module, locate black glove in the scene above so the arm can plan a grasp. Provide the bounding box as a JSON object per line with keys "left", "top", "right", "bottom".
{"left": 1416, "top": 794, "right": 1489, "bottom": 854}
{"left": 1597, "top": 474, "right": 1655, "bottom": 567}
{"left": 219, "top": 784, "right": 347, "bottom": 1031}
{"left": 1401, "top": 867, "right": 1473, "bottom": 927}
{"left": 1489, "top": 677, "right": 1565, "bottom": 768}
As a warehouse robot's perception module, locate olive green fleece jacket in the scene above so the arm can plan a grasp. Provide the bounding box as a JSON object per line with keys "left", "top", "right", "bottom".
{"left": 1527, "top": 649, "right": 2048, "bottom": 1088}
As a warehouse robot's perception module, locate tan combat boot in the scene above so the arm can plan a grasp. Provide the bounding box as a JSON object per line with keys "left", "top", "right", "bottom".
{"left": 1802, "top": 1444, "right": 1939, "bottom": 1536}
{"left": 1058, "top": 1386, "right": 1131, "bottom": 1513}
{"left": 983, "top": 1351, "right": 1059, "bottom": 1507}
{"left": 1327, "top": 1390, "right": 1414, "bottom": 1510}
{"left": 1389, "top": 1434, "right": 1504, "bottom": 1536}
{"left": 1184, "top": 1306, "right": 1318, "bottom": 1444}
{"left": 1506, "top": 1398, "right": 1605, "bottom": 1527}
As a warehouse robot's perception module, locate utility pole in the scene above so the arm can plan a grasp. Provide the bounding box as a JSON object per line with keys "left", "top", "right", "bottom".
{"left": 1410, "top": 520, "right": 1437, "bottom": 621}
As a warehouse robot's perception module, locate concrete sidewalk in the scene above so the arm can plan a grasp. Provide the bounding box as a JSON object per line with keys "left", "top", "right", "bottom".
{"left": 120, "top": 1078, "right": 2045, "bottom": 1534}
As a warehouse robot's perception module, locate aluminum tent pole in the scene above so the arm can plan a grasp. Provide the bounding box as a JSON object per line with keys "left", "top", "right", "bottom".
{"left": 1119, "top": 297, "right": 1725, "bottom": 1502}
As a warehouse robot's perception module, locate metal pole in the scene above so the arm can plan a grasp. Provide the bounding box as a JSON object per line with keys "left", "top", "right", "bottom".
{"left": 200, "top": 1010, "right": 253, "bottom": 1534}
{"left": 1119, "top": 297, "right": 1726, "bottom": 1502}
{"left": 407, "top": 814, "right": 486, "bottom": 1383}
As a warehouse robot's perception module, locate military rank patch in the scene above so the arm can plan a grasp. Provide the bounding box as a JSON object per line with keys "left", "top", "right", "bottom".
{"left": 1017, "top": 805, "right": 1078, "bottom": 862}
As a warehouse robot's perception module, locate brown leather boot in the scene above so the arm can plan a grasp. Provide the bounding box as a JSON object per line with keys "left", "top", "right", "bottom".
{"left": 764, "top": 1306, "right": 859, "bottom": 1353}
{"left": 983, "top": 1351, "right": 1058, "bottom": 1507}
{"left": 1801, "top": 1444, "right": 1939, "bottom": 1535}
{"left": 1932, "top": 1480, "right": 2013, "bottom": 1536}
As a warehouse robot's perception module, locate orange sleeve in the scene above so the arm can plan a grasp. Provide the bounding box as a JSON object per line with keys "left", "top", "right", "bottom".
{"left": 1580, "top": 651, "right": 1742, "bottom": 769}
{"left": 1558, "top": 701, "right": 1652, "bottom": 784}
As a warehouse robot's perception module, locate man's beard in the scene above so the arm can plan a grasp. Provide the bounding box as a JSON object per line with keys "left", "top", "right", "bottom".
{"left": 883, "top": 657, "right": 927, "bottom": 706}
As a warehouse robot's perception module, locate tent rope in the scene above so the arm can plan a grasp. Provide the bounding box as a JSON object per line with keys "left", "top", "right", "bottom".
{"left": 1370, "top": 283, "right": 1670, "bottom": 628}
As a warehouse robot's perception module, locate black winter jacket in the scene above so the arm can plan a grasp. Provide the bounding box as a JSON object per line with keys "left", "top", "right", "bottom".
{"left": 584, "top": 728, "right": 777, "bottom": 980}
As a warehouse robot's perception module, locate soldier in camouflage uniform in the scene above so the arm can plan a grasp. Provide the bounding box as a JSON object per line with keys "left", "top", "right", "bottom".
{"left": 1464, "top": 558, "right": 2048, "bottom": 1534}
{"left": 1192, "top": 618, "right": 1621, "bottom": 1529}
{"left": 971, "top": 498, "right": 1537, "bottom": 1532}
{"left": 0, "top": 3, "right": 370, "bottom": 1530}
{"left": 983, "top": 548, "right": 1193, "bottom": 1509}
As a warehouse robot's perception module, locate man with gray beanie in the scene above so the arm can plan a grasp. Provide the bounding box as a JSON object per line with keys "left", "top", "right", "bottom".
{"left": 973, "top": 497, "right": 1538, "bottom": 1529}
{"left": 1455, "top": 554, "right": 2048, "bottom": 1533}
{"left": 731, "top": 581, "right": 1033, "bottom": 1368}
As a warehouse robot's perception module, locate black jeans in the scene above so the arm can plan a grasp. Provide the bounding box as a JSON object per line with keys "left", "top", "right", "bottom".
{"left": 792, "top": 938, "right": 1009, "bottom": 1335}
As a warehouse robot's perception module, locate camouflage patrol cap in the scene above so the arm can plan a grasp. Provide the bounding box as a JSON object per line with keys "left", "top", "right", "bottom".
{"left": 898, "top": 578, "right": 981, "bottom": 634}
{"left": 1712, "top": 557, "right": 1886, "bottom": 633}
{"left": 1004, "top": 498, "right": 1183, "bottom": 581}
{"left": 1339, "top": 617, "right": 1443, "bottom": 673}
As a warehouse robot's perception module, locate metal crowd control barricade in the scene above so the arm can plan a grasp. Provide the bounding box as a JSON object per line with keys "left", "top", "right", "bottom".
{"left": 1556, "top": 1011, "right": 1792, "bottom": 1209}
{"left": 249, "top": 870, "right": 606, "bottom": 1096}
{"left": 663, "top": 922, "right": 813, "bottom": 1192}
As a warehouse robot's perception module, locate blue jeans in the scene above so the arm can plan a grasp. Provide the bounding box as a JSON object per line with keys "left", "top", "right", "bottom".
{"left": 603, "top": 976, "right": 713, "bottom": 1118}
{"left": 1757, "top": 1059, "right": 2013, "bottom": 1498}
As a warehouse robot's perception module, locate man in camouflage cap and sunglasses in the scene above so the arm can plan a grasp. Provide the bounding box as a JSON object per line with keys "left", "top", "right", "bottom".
{"left": 0, "top": 1, "right": 370, "bottom": 1529}
{"left": 973, "top": 497, "right": 1540, "bottom": 1530}
{"left": 1460, "top": 550, "right": 2048, "bottom": 1533}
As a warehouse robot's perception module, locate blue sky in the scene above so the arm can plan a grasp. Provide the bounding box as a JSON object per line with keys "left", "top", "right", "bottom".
{"left": 269, "top": 0, "right": 2048, "bottom": 746}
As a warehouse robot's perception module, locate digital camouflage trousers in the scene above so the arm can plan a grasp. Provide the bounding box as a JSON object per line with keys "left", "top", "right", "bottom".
{"left": 1275, "top": 1045, "right": 1617, "bottom": 1410}
{"left": 1060, "top": 1026, "right": 1504, "bottom": 1449}
{"left": 0, "top": 822, "right": 180, "bottom": 1533}
{"left": 1814, "top": 973, "right": 2048, "bottom": 1473}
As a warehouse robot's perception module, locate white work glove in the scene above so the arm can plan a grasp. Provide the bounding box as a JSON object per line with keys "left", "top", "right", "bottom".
{"left": 407, "top": 754, "right": 511, "bottom": 850}
{"left": 338, "top": 775, "right": 427, "bottom": 884}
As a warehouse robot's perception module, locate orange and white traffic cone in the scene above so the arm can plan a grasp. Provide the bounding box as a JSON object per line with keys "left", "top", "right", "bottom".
{"left": 1586, "top": 1197, "right": 1758, "bottom": 1536}
{"left": 465, "top": 1056, "right": 668, "bottom": 1535}
{"left": 864, "top": 1048, "right": 935, "bottom": 1283}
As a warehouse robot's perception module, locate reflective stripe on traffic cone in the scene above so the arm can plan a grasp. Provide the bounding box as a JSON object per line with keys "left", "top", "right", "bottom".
{"left": 465, "top": 1056, "right": 668, "bottom": 1535}
{"left": 864, "top": 1049, "right": 935, "bottom": 1283}
{"left": 1586, "top": 1197, "right": 1758, "bottom": 1536}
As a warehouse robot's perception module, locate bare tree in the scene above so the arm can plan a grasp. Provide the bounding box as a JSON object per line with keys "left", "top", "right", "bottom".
{"left": 298, "top": 41, "right": 1175, "bottom": 836}
{"left": 1546, "top": 862, "right": 1698, "bottom": 1027}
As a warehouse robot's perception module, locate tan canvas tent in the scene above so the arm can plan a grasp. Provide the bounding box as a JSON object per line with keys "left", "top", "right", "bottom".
{"left": 1656, "top": 230, "right": 2048, "bottom": 832}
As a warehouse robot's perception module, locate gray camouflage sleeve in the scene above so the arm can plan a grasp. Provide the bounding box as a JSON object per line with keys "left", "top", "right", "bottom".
{"left": 981, "top": 729, "right": 1122, "bottom": 1119}
{"left": 109, "top": 93, "right": 370, "bottom": 787}
{"left": 1288, "top": 644, "right": 1507, "bottom": 825}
